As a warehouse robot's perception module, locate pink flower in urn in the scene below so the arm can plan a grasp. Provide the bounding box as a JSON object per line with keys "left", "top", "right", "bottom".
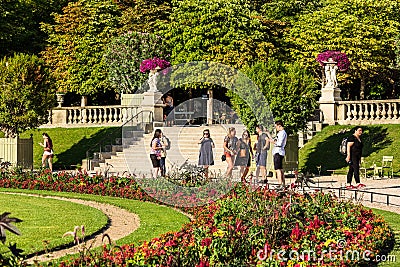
{"left": 139, "top": 57, "right": 171, "bottom": 73}
{"left": 316, "top": 50, "right": 350, "bottom": 71}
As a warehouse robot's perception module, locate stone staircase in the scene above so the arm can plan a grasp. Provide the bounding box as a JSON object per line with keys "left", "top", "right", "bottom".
{"left": 88, "top": 124, "right": 246, "bottom": 177}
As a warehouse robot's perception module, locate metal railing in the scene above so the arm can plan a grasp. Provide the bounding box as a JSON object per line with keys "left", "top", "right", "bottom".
{"left": 311, "top": 185, "right": 400, "bottom": 207}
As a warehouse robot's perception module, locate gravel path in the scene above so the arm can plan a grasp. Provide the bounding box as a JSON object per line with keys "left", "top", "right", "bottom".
{"left": 1, "top": 192, "right": 140, "bottom": 264}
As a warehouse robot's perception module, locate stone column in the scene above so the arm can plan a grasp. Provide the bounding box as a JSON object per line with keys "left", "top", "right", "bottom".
{"left": 207, "top": 89, "right": 214, "bottom": 125}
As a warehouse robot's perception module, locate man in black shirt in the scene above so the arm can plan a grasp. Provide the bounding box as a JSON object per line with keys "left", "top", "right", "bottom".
{"left": 345, "top": 127, "right": 365, "bottom": 189}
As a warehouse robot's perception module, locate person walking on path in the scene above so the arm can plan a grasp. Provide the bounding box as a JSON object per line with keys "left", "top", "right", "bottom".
{"left": 234, "top": 129, "right": 253, "bottom": 182}
{"left": 39, "top": 133, "right": 54, "bottom": 172}
{"left": 346, "top": 126, "right": 365, "bottom": 189}
{"left": 198, "top": 129, "right": 215, "bottom": 180}
{"left": 159, "top": 132, "right": 170, "bottom": 177}
{"left": 150, "top": 129, "right": 163, "bottom": 178}
{"left": 254, "top": 125, "right": 272, "bottom": 183}
{"left": 223, "top": 127, "right": 238, "bottom": 178}
{"left": 272, "top": 121, "right": 287, "bottom": 189}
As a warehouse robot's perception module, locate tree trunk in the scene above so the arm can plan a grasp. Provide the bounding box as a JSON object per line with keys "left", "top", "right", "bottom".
{"left": 360, "top": 76, "right": 366, "bottom": 100}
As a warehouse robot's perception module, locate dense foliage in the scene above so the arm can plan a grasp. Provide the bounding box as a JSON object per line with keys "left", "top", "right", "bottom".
{"left": 228, "top": 59, "right": 319, "bottom": 134}
{"left": 286, "top": 0, "right": 400, "bottom": 99}
{"left": 0, "top": 53, "right": 56, "bottom": 137}
{"left": 41, "top": 0, "right": 121, "bottom": 96}
{"left": 104, "top": 32, "right": 170, "bottom": 93}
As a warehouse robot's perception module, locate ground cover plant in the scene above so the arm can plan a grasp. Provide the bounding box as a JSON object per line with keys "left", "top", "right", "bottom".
{"left": 0, "top": 193, "right": 108, "bottom": 256}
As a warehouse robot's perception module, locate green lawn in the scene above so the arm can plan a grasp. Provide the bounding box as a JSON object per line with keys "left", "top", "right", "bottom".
{"left": 0, "top": 192, "right": 108, "bottom": 256}
{"left": 371, "top": 208, "right": 400, "bottom": 266}
{"left": 299, "top": 124, "right": 400, "bottom": 175}
{"left": 0, "top": 188, "right": 190, "bottom": 260}
{"left": 17, "top": 127, "right": 121, "bottom": 169}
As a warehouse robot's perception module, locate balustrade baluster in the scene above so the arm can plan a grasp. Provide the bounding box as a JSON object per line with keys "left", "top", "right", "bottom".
{"left": 393, "top": 103, "right": 399, "bottom": 119}
{"left": 356, "top": 104, "right": 363, "bottom": 120}
{"left": 107, "top": 108, "right": 112, "bottom": 123}
{"left": 387, "top": 103, "right": 393, "bottom": 120}
{"left": 93, "top": 108, "right": 98, "bottom": 123}
{"left": 346, "top": 104, "right": 352, "bottom": 120}
{"left": 381, "top": 103, "right": 387, "bottom": 120}
{"left": 363, "top": 103, "right": 369, "bottom": 121}
{"left": 67, "top": 110, "right": 73, "bottom": 124}
{"left": 88, "top": 108, "right": 93, "bottom": 123}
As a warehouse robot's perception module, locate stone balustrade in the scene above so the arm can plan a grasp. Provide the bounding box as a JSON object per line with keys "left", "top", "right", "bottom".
{"left": 44, "top": 106, "right": 141, "bottom": 127}
{"left": 336, "top": 99, "right": 400, "bottom": 125}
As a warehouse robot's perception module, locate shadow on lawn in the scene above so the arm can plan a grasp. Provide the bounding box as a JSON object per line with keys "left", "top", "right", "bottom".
{"left": 302, "top": 126, "right": 391, "bottom": 175}
{"left": 55, "top": 128, "right": 122, "bottom": 170}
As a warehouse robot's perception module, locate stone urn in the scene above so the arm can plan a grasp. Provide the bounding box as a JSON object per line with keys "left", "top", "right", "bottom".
{"left": 147, "top": 67, "right": 161, "bottom": 93}
{"left": 56, "top": 93, "right": 65, "bottom": 107}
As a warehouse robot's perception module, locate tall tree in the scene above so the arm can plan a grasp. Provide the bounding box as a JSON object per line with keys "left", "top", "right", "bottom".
{"left": 286, "top": 0, "right": 400, "bottom": 99}
{"left": 161, "top": 0, "right": 283, "bottom": 68}
{"left": 104, "top": 31, "right": 170, "bottom": 94}
{"left": 41, "top": 0, "right": 121, "bottom": 96}
{"left": 117, "top": 0, "right": 172, "bottom": 34}
{"left": 227, "top": 59, "right": 319, "bottom": 134}
{"left": 0, "top": 53, "right": 56, "bottom": 137}
{"left": 0, "top": 0, "right": 71, "bottom": 57}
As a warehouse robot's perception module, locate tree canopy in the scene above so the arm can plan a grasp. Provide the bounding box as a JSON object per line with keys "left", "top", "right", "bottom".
{"left": 161, "top": 0, "right": 283, "bottom": 68}
{"left": 0, "top": 53, "right": 56, "bottom": 137}
{"left": 286, "top": 0, "right": 400, "bottom": 99}
{"left": 41, "top": 0, "right": 121, "bottom": 96}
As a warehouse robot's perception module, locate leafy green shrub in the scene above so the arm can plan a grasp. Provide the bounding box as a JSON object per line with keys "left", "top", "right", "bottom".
{"left": 0, "top": 53, "right": 56, "bottom": 137}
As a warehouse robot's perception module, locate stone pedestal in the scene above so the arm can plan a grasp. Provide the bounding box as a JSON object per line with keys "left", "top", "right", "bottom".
{"left": 207, "top": 89, "right": 213, "bottom": 125}
{"left": 141, "top": 91, "right": 164, "bottom": 127}
{"left": 319, "top": 87, "right": 341, "bottom": 102}
{"left": 51, "top": 109, "right": 68, "bottom": 124}
{"left": 319, "top": 86, "right": 341, "bottom": 125}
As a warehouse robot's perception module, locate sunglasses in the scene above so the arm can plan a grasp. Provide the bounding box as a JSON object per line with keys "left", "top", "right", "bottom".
{"left": 203, "top": 133, "right": 209, "bottom": 135}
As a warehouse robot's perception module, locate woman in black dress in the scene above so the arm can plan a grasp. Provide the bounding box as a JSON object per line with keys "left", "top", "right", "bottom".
{"left": 346, "top": 126, "right": 365, "bottom": 189}
{"left": 198, "top": 129, "right": 215, "bottom": 180}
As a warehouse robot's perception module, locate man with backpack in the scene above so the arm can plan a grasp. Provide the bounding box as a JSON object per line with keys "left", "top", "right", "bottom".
{"left": 345, "top": 126, "right": 365, "bottom": 189}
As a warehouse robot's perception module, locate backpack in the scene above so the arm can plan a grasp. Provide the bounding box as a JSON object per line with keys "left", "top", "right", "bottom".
{"left": 339, "top": 137, "right": 348, "bottom": 155}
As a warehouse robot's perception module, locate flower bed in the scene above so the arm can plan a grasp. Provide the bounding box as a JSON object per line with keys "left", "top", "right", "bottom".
{"left": 0, "top": 170, "right": 395, "bottom": 266}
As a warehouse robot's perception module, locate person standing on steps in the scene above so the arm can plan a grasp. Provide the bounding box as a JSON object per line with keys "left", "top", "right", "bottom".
{"left": 271, "top": 121, "right": 287, "bottom": 190}
{"left": 198, "top": 129, "right": 215, "bottom": 180}
{"left": 150, "top": 129, "right": 163, "bottom": 178}
{"left": 345, "top": 126, "right": 365, "bottom": 189}
{"left": 234, "top": 129, "right": 253, "bottom": 182}
{"left": 223, "top": 127, "right": 238, "bottom": 178}
{"left": 39, "top": 133, "right": 54, "bottom": 172}
{"left": 254, "top": 125, "right": 272, "bottom": 184}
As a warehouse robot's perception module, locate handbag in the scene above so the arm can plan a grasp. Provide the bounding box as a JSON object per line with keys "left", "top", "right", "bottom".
{"left": 221, "top": 154, "right": 226, "bottom": 161}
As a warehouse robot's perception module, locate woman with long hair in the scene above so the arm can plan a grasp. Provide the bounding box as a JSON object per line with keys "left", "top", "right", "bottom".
{"left": 234, "top": 129, "right": 253, "bottom": 182}
{"left": 150, "top": 129, "right": 163, "bottom": 178}
{"left": 39, "top": 133, "right": 54, "bottom": 172}
{"left": 223, "top": 127, "right": 238, "bottom": 178}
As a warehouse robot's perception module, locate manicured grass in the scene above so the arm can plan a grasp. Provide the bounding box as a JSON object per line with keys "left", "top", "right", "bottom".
{"left": 299, "top": 124, "right": 400, "bottom": 175}
{"left": 18, "top": 127, "right": 120, "bottom": 169}
{"left": 371, "top": 208, "right": 400, "bottom": 266}
{"left": 0, "top": 188, "right": 189, "bottom": 255}
{"left": 0, "top": 192, "right": 108, "bottom": 256}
